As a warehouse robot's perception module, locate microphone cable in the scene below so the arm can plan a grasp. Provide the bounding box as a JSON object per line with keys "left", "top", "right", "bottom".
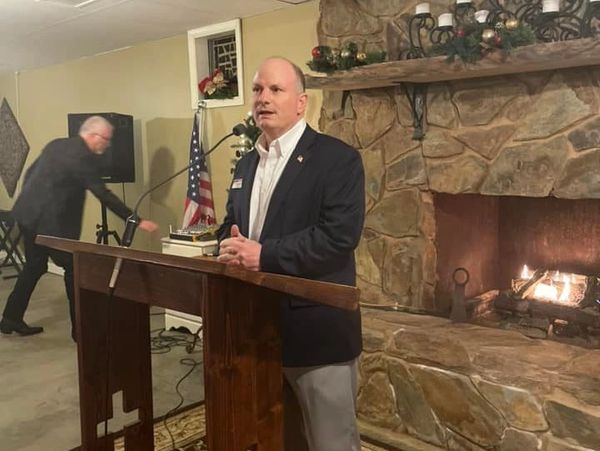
{"left": 149, "top": 318, "right": 204, "bottom": 451}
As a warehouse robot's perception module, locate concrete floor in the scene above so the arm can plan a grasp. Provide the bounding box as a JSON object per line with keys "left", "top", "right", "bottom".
{"left": 0, "top": 269, "right": 204, "bottom": 451}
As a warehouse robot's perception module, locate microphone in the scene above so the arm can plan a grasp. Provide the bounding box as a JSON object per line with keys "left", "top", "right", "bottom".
{"left": 121, "top": 123, "right": 248, "bottom": 248}
{"left": 107, "top": 123, "right": 248, "bottom": 293}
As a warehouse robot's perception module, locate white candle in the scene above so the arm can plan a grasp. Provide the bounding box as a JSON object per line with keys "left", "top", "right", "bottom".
{"left": 438, "top": 13, "right": 454, "bottom": 27}
{"left": 474, "top": 9, "right": 489, "bottom": 23}
{"left": 415, "top": 2, "right": 430, "bottom": 15}
{"left": 457, "top": 0, "right": 471, "bottom": 4}
{"left": 542, "top": 0, "right": 559, "bottom": 12}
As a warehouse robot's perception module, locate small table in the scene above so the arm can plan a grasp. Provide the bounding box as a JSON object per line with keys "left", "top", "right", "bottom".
{"left": 0, "top": 210, "right": 25, "bottom": 279}
{"left": 160, "top": 237, "right": 218, "bottom": 331}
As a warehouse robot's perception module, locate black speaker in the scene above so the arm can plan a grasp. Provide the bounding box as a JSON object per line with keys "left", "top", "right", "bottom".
{"left": 67, "top": 112, "right": 135, "bottom": 183}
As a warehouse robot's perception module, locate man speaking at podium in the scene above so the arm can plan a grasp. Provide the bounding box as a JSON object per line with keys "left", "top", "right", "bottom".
{"left": 0, "top": 116, "right": 158, "bottom": 338}
{"left": 218, "top": 57, "right": 365, "bottom": 451}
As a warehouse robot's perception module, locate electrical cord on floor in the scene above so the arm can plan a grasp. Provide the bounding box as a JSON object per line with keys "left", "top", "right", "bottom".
{"left": 162, "top": 356, "right": 202, "bottom": 451}
{"left": 148, "top": 324, "right": 203, "bottom": 451}
{"left": 185, "top": 325, "right": 203, "bottom": 354}
{"left": 150, "top": 327, "right": 200, "bottom": 354}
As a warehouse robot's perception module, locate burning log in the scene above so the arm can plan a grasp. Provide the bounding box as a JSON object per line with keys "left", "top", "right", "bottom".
{"left": 495, "top": 294, "right": 528, "bottom": 313}
{"left": 495, "top": 292, "right": 600, "bottom": 328}
{"left": 512, "top": 268, "right": 547, "bottom": 299}
{"left": 511, "top": 267, "right": 594, "bottom": 307}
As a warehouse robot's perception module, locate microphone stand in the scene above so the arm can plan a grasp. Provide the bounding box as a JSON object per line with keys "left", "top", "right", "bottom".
{"left": 108, "top": 123, "right": 248, "bottom": 293}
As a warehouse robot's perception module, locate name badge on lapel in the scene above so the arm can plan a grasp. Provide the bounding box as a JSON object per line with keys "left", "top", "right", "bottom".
{"left": 231, "top": 178, "right": 243, "bottom": 189}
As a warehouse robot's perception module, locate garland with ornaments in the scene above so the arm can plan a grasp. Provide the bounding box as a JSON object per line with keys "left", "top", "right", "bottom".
{"left": 230, "top": 112, "right": 261, "bottom": 174}
{"left": 432, "top": 17, "right": 535, "bottom": 63}
{"left": 307, "top": 42, "right": 386, "bottom": 73}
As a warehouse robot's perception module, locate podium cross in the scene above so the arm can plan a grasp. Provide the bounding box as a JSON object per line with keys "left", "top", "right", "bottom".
{"left": 96, "top": 391, "right": 141, "bottom": 439}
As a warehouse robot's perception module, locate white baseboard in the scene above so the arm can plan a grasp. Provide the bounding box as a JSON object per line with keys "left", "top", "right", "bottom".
{"left": 164, "top": 310, "right": 202, "bottom": 334}
{"left": 47, "top": 262, "right": 64, "bottom": 276}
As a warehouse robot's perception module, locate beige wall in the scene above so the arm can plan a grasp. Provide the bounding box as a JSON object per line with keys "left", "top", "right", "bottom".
{"left": 5, "top": 34, "right": 191, "bottom": 251}
{"left": 0, "top": 1, "right": 320, "bottom": 251}
{"left": 0, "top": 72, "right": 17, "bottom": 110}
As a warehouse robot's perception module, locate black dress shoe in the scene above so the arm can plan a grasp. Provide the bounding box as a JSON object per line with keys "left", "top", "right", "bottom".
{"left": 0, "top": 318, "right": 44, "bottom": 336}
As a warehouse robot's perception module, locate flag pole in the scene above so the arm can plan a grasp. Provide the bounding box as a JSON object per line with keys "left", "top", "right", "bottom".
{"left": 196, "top": 99, "right": 207, "bottom": 151}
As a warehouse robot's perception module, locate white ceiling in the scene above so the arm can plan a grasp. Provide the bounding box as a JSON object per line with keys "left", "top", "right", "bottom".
{"left": 0, "top": 0, "right": 309, "bottom": 76}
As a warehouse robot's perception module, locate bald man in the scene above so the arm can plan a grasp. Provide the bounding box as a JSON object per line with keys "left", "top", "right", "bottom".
{"left": 218, "top": 58, "right": 365, "bottom": 451}
{"left": 1, "top": 116, "right": 158, "bottom": 338}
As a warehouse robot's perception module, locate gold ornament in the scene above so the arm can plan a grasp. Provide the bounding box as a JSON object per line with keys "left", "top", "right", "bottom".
{"left": 505, "top": 18, "right": 519, "bottom": 30}
{"left": 356, "top": 52, "right": 367, "bottom": 62}
{"left": 481, "top": 29, "right": 496, "bottom": 43}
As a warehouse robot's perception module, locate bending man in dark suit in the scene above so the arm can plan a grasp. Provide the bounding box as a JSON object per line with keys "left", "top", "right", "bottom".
{"left": 1, "top": 116, "right": 158, "bottom": 337}
{"left": 217, "top": 57, "right": 365, "bottom": 451}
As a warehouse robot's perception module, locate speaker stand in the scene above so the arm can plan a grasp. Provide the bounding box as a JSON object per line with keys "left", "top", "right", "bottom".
{"left": 96, "top": 202, "right": 122, "bottom": 246}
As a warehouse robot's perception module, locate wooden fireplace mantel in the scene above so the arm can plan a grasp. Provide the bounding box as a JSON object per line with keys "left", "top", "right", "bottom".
{"left": 305, "top": 37, "right": 600, "bottom": 91}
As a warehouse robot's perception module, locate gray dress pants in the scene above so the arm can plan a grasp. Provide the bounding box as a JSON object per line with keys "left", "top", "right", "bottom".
{"left": 283, "top": 358, "right": 361, "bottom": 451}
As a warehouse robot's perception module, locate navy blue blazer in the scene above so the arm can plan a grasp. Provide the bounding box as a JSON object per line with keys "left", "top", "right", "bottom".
{"left": 12, "top": 137, "right": 132, "bottom": 239}
{"left": 218, "top": 125, "right": 365, "bottom": 367}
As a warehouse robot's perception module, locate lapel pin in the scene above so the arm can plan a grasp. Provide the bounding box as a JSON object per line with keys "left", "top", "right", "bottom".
{"left": 297, "top": 155, "right": 304, "bottom": 163}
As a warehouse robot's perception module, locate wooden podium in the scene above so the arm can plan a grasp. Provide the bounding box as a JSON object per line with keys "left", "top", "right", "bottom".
{"left": 37, "top": 236, "right": 358, "bottom": 451}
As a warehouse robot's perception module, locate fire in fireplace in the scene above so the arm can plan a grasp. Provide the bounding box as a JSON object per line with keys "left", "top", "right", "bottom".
{"left": 434, "top": 194, "right": 600, "bottom": 347}
{"left": 514, "top": 266, "right": 588, "bottom": 306}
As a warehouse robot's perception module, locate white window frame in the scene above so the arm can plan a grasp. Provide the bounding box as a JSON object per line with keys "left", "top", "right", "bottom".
{"left": 187, "top": 19, "right": 244, "bottom": 109}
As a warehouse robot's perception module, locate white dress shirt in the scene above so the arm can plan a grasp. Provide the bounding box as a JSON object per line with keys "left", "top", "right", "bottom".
{"left": 249, "top": 119, "right": 307, "bottom": 241}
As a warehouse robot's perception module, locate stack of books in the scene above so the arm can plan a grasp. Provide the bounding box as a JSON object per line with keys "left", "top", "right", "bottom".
{"left": 169, "top": 224, "right": 218, "bottom": 242}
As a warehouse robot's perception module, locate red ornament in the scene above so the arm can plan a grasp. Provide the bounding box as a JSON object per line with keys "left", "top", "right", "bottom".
{"left": 311, "top": 46, "right": 321, "bottom": 58}
{"left": 456, "top": 28, "right": 465, "bottom": 38}
{"left": 494, "top": 35, "right": 503, "bottom": 46}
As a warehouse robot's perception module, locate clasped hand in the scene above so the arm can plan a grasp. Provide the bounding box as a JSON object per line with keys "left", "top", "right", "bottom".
{"left": 217, "top": 224, "right": 261, "bottom": 271}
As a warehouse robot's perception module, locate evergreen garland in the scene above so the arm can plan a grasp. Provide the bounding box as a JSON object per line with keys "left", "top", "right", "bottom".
{"left": 307, "top": 43, "right": 386, "bottom": 73}
{"left": 432, "top": 23, "right": 535, "bottom": 64}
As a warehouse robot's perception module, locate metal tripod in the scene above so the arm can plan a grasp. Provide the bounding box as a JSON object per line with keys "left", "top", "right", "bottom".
{"left": 96, "top": 201, "right": 121, "bottom": 245}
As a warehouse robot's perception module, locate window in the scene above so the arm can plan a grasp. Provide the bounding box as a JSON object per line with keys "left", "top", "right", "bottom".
{"left": 187, "top": 19, "right": 244, "bottom": 109}
{"left": 209, "top": 34, "right": 237, "bottom": 81}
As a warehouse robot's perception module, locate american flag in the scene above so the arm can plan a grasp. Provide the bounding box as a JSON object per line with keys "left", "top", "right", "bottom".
{"left": 182, "top": 113, "right": 215, "bottom": 228}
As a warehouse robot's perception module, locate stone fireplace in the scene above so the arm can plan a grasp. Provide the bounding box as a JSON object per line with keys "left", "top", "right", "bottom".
{"left": 311, "top": 1, "right": 600, "bottom": 450}
{"left": 321, "top": 70, "right": 600, "bottom": 316}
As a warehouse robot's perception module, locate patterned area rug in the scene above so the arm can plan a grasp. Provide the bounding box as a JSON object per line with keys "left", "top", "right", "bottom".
{"left": 114, "top": 403, "right": 389, "bottom": 450}
{"left": 114, "top": 404, "right": 207, "bottom": 451}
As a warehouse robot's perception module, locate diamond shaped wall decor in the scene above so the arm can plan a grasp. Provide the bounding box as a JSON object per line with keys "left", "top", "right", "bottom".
{"left": 0, "top": 98, "right": 30, "bottom": 197}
